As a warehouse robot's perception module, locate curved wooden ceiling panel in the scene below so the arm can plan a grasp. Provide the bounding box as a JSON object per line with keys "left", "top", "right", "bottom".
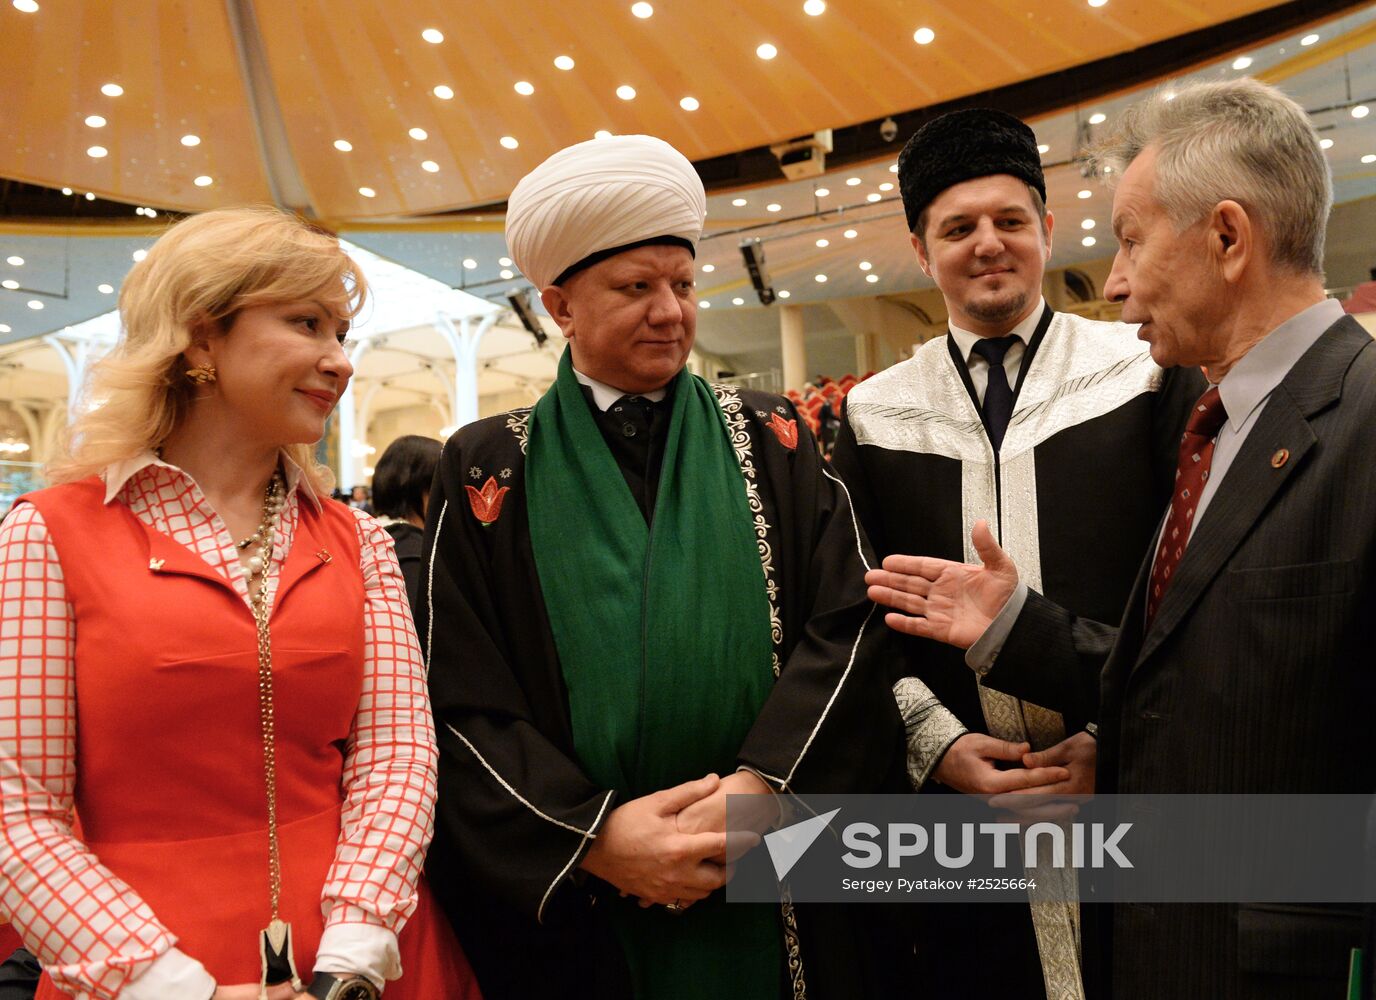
{"left": 0, "top": 0, "right": 1296, "bottom": 218}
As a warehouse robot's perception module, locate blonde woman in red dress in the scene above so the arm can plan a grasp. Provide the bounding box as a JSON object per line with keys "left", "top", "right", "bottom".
{"left": 0, "top": 208, "right": 478, "bottom": 1000}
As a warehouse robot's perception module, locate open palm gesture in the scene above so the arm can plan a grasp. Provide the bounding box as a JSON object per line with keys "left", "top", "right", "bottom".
{"left": 864, "top": 520, "right": 1019, "bottom": 649}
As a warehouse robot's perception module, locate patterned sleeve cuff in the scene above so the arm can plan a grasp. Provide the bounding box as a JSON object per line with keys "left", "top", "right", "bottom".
{"left": 893, "top": 677, "right": 967, "bottom": 790}
{"left": 117, "top": 948, "right": 215, "bottom": 1000}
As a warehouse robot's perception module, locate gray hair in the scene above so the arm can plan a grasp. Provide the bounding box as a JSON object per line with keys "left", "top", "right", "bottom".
{"left": 1091, "top": 77, "right": 1332, "bottom": 275}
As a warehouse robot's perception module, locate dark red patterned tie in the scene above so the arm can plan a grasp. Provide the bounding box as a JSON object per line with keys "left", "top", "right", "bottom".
{"left": 1145, "top": 386, "right": 1228, "bottom": 628}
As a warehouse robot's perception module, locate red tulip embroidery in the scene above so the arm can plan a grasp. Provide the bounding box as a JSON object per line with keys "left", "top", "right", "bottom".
{"left": 465, "top": 476, "right": 510, "bottom": 525}
{"left": 767, "top": 412, "right": 798, "bottom": 450}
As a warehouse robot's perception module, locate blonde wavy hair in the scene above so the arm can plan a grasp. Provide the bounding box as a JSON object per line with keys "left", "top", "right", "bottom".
{"left": 48, "top": 206, "right": 368, "bottom": 495}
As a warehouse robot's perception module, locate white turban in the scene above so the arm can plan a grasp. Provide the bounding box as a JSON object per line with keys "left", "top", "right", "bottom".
{"left": 505, "top": 134, "right": 707, "bottom": 289}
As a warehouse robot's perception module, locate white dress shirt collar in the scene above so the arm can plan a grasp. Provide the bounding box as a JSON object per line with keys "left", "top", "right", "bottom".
{"left": 572, "top": 366, "right": 668, "bottom": 412}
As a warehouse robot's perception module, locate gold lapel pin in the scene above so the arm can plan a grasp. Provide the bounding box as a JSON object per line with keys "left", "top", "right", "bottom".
{"left": 1270, "top": 448, "right": 1290, "bottom": 469}
{"left": 149, "top": 558, "right": 165, "bottom": 571}
{"left": 315, "top": 548, "right": 332, "bottom": 564}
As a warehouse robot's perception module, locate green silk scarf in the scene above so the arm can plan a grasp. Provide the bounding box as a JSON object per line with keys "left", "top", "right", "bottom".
{"left": 527, "top": 348, "right": 781, "bottom": 999}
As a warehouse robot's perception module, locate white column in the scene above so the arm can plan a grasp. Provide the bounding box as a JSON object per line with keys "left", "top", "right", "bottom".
{"left": 336, "top": 339, "right": 374, "bottom": 490}
{"left": 779, "top": 304, "right": 807, "bottom": 392}
{"left": 436, "top": 312, "right": 498, "bottom": 430}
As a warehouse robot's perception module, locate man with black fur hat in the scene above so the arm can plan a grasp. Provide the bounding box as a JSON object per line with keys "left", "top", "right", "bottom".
{"left": 830, "top": 108, "right": 1204, "bottom": 1000}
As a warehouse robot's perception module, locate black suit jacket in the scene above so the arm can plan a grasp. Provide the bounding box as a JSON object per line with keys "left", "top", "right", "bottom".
{"left": 988, "top": 316, "right": 1376, "bottom": 999}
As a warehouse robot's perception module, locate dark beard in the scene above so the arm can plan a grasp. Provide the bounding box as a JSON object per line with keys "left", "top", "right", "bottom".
{"left": 965, "top": 288, "right": 1030, "bottom": 326}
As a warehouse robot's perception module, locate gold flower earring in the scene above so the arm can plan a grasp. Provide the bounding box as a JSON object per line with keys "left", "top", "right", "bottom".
{"left": 185, "top": 363, "right": 217, "bottom": 385}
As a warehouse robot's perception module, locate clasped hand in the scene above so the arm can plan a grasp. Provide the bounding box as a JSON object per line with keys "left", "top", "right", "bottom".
{"left": 579, "top": 772, "right": 776, "bottom": 910}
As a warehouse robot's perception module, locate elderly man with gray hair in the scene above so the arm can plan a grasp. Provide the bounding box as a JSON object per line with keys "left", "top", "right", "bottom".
{"left": 866, "top": 77, "right": 1376, "bottom": 999}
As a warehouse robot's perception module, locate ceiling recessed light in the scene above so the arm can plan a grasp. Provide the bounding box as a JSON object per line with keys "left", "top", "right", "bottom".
{"left": 1087, "top": 0, "right": 1107, "bottom": 7}
{"left": 86, "top": 146, "right": 108, "bottom": 159}
{"left": 98, "top": 283, "right": 114, "bottom": 293}
{"left": 815, "top": 187, "right": 830, "bottom": 197}
{"left": 913, "top": 27, "right": 935, "bottom": 45}
{"left": 866, "top": 273, "right": 880, "bottom": 283}
{"left": 499, "top": 136, "right": 519, "bottom": 149}
{"left": 181, "top": 134, "right": 201, "bottom": 147}
{"left": 616, "top": 85, "right": 637, "bottom": 101}
{"left": 731, "top": 197, "right": 748, "bottom": 207}
{"left": 595, "top": 130, "right": 613, "bottom": 140}
{"left": 1037, "top": 143, "right": 1050, "bottom": 154}
{"left": 554, "top": 55, "right": 575, "bottom": 70}
{"left": 61, "top": 187, "right": 72, "bottom": 195}
{"left": 27, "top": 300, "right": 43, "bottom": 310}
{"left": 846, "top": 177, "right": 861, "bottom": 186}
{"left": 859, "top": 261, "right": 872, "bottom": 271}
{"left": 0, "top": 325, "right": 10, "bottom": 334}
{"left": 804, "top": 0, "right": 826, "bottom": 13}
{"left": 778, "top": 289, "right": 791, "bottom": 299}
{"left": 433, "top": 85, "right": 454, "bottom": 100}
{"left": 843, "top": 229, "right": 858, "bottom": 239}
{"left": 1301, "top": 33, "right": 1320, "bottom": 46}
{"left": 100, "top": 83, "right": 123, "bottom": 97}
{"left": 5, "top": 256, "right": 22, "bottom": 266}
{"left": 1088, "top": 112, "right": 1107, "bottom": 125}
{"left": 334, "top": 139, "right": 353, "bottom": 152}
{"left": 732, "top": 297, "right": 745, "bottom": 305}
{"left": 500, "top": 269, "right": 515, "bottom": 279}
{"left": 1362, "top": 154, "right": 1376, "bottom": 164}
{"left": 1082, "top": 236, "right": 1097, "bottom": 247}
{"left": 631, "top": 2, "right": 653, "bottom": 17}
{"left": 879, "top": 182, "right": 894, "bottom": 192}
{"left": 421, "top": 160, "right": 440, "bottom": 172}
{"left": 499, "top": 256, "right": 513, "bottom": 266}
{"left": 84, "top": 115, "right": 106, "bottom": 128}
{"left": 889, "top": 163, "right": 899, "bottom": 173}
{"left": 1321, "top": 138, "right": 1334, "bottom": 150}
{"left": 358, "top": 186, "right": 376, "bottom": 197}
{"left": 12, "top": 1, "right": 40, "bottom": 12}
{"left": 84, "top": 192, "right": 95, "bottom": 201}
{"left": 866, "top": 193, "right": 882, "bottom": 202}
{"left": 1, "top": 280, "right": 18, "bottom": 290}
{"left": 514, "top": 81, "right": 535, "bottom": 96}
{"left": 409, "top": 127, "right": 428, "bottom": 141}
{"left": 194, "top": 175, "right": 213, "bottom": 187}
{"left": 1077, "top": 189, "right": 1092, "bottom": 199}
{"left": 756, "top": 43, "right": 778, "bottom": 60}
{"left": 1081, "top": 218, "right": 1096, "bottom": 230}
{"left": 679, "top": 96, "right": 700, "bottom": 111}
{"left": 463, "top": 258, "right": 478, "bottom": 269}
{"left": 132, "top": 249, "right": 147, "bottom": 261}
{"left": 702, "top": 263, "right": 716, "bottom": 272}
{"left": 421, "top": 27, "right": 444, "bottom": 44}
{"left": 1352, "top": 105, "right": 1370, "bottom": 119}
{"left": 815, "top": 274, "right": 828, "bottom": 283}
{"left": 816, "top": 238, "right": 830, "bottom": 248}
{"left": 766, "top": 203, "right": 782, "bottom": 212}
{"left": 700, "top": 300, "right": 712, "bottom": 309}
{"left": 1232, "top": 56, "right": 1254, "bottom": 71}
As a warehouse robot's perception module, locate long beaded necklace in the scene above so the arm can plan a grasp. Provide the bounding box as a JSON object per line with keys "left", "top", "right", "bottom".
{"left": 244, "top": 471, "right": 303, "bottom": 998}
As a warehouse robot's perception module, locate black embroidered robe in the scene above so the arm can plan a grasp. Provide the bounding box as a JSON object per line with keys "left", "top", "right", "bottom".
{"left": 418, "top": 383, "right": 907, "bottom": 1000}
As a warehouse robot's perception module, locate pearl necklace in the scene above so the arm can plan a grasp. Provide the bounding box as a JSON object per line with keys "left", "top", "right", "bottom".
{"left": 239, "top": 474, "right": 285, "bottom": 578}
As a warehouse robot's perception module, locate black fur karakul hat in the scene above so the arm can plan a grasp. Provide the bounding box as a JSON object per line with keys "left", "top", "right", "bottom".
{"left": 897, "top": 108, "right": 1047, "bottom": 233}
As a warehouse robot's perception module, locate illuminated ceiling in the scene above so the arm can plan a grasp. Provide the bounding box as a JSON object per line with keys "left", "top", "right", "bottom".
{"left": 2, "top": 0, "right": 1374, "bottom": 373}
{"left": 0, "top": 0, "right": 1336, "bottom": 217}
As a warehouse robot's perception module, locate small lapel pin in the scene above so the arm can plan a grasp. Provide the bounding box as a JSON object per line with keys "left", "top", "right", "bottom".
{"left": 1270, "top": 448, "right": 1290, "bottom": 469}
{"left": 148, "top": 558, "right": 164, "bottom": 571}
{"left": 315, "top": 548, "right": 332, "bottom": 564}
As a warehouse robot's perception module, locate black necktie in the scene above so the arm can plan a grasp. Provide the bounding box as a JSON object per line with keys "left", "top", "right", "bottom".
{"left": 970, "top": 335, "right": 1018, "bottom": 452}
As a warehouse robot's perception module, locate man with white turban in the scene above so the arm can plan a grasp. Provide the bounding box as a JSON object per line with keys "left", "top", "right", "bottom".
{"left": 418, "top": 135, "right": 909, "bottom": 999}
